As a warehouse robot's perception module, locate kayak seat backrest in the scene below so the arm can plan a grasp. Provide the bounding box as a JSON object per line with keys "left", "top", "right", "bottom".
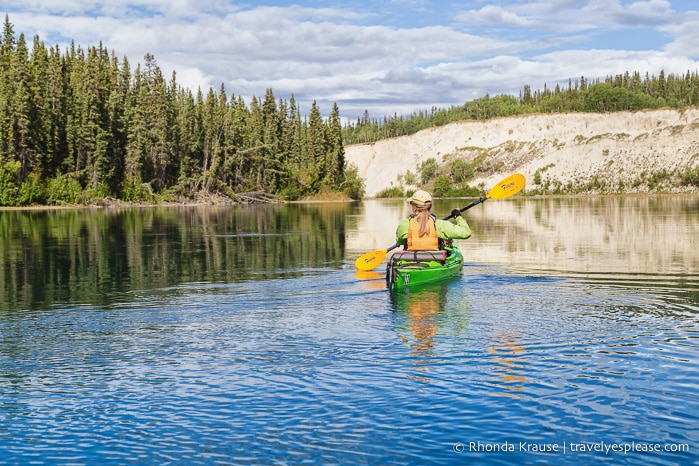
{"left": 392, "top": 250, "right": 447, "bottom": 263}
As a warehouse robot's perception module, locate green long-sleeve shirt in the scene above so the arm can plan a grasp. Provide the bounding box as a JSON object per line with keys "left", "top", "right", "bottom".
{"left": 395, "top": 215, "right": 472, "bottom": 245}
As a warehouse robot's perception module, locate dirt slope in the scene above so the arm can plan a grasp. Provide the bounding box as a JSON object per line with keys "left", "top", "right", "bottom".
{"left": 345, "top": 108, "right": 699, "bottom": 197}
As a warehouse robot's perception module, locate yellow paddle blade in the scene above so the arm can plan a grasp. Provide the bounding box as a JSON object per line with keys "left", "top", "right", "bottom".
{"left": 487, "top": 173, "right": 526, "bottom": 199}
{"left": 355, "top": 249, "right": 388, "bottom": 270}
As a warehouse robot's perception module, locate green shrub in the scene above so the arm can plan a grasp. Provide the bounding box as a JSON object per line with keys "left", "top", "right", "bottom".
{"left": 84, "top": 182, "right": 112, "bottom": 203}
{"left": 648, "top": 169, "right": 671, "bottom": 190}
{"left": 402, "top": 169, "right": 417, "bottom": 186}
{"left": 375, "top": 186, "right": 404, "bottom": 198}
{"left": 419, "top": 158, "right": 438, "bottom": 184}
{"left": 18, "top": 175, "right": 45, "bottom": 205}
{"left": 447, "top": 159, "right": 473, "bottom": 183}
{"left": 121, "top": 176, "right": 154, "bottom": 202}
{"left": 433, "top": 175, "right": 451, "bottom": 197}
{"left": 342, "top": 163, "right": 366, "bottom": 200}
{"left": 0, "top": 161, "right": 20, "bottom": 206}
{"left": 45, "top": 176, "right": 83, "bottom": 204}
{"left": 681, "top": 166, "right": 699, "bottom": 187}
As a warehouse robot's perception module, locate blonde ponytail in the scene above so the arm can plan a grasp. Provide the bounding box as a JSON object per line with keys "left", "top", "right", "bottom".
{"left": 414, "top": 205, "right": 432, "bottom": 236}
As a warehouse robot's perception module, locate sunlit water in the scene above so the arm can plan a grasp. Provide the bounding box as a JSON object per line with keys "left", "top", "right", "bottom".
{"left": 1, "top": 198, "right": 697, "bottom": 465}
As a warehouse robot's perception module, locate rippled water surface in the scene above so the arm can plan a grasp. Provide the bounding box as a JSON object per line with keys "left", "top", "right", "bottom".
{"left": 1, "top": 198, "right": 697, "bottom": 465}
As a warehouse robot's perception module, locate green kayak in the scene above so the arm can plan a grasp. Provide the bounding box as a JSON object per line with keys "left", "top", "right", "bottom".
{"left": 385, "top": 245, "right": 464, "bottom": 290}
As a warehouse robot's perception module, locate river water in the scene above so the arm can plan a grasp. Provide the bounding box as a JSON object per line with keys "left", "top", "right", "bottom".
{"left": 0, "top": 196, "right": 697, "bottom": 465}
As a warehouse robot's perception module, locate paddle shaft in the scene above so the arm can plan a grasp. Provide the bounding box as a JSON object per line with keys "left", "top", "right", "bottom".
{"left": 453, "top": 196, "right": 487, "bottom": 219}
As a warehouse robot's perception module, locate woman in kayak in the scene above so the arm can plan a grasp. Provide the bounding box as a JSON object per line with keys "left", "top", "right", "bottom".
{"left": 395, "top": 189, "right": 472, "bottom": 250}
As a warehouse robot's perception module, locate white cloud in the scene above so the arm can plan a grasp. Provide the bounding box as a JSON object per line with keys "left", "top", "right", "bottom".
{"left": 455, "top": 5, "right": 540, "bottom": 28}
{"left": 455, "top": 0, "right": 677, "bottom": 33}
{"left": 3, "top": 1, "right": 699, "bottom": 120}
{"left": 611, "top": 0, "right": 674, "bottom": 25}
{"left": 659, "top": 11, "right": 699, "bottom": 58}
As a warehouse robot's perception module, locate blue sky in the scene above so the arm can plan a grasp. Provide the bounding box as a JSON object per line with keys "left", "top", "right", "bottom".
{"left": 3, "top": 1, "right": 699, "bottom": 121}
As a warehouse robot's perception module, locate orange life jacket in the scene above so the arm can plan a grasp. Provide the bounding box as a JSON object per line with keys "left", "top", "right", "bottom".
{"left": 407, "top": 214, "right": 439, "bottom": 250}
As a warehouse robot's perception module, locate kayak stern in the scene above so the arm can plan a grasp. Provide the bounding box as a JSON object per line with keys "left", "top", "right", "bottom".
{"left": 385, "top": 246, "right": 464, "bottom": 290}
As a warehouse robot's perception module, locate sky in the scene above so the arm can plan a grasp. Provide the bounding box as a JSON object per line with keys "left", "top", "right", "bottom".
{"left": 3, "top": 1, "right": 699, "bottom": 121}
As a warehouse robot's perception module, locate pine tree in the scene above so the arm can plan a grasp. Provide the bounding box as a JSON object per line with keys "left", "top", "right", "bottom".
{"left": 245, "top": 95, "right": 265, "bottom": 189}
{"left": 12, "top": 33, "right": 32, "bottom": 180}
{"left": 142, "top": 53, "right": 173, "bottom": 191}
{"left": 201, "top": 86, "right": 223, "bottom": 192}
{"left": 325, "top": 102, "right": 344, "bottom": 189}
{"left": 261, "top": 88, "right": 281, "bottom": 191}
{"left": 173, "top": 80, "right": 201, "bottom": 194}
{"left": 0, "top": 15, "right": 16, "bottom": 162}
{"left": 308, "top": 100, "right": 325, "bottom": 190}
{"left": 27, "top": 35, "right": 50, "bottom": 179}
{"left": 103, "top": 55, "right": 130, "bottom": 194}
{"left": 43, "top": 45, "right": 69, "bottom": 179}
{"left": 226, "top": 94, "right": 249, "bottom": 191}
{"left": 123, "top": 63, "right": 148, "bottom": 197}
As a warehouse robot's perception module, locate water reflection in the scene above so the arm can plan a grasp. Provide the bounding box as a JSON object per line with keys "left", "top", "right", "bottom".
{"left": 462, "top": 196, "right": 699, "bottom": 281}
{"left": 2, "top": 195, "right": 697, "bottom": 311}
{"left": 486, "top": 330, "right": 526, "bottom": 397}
{"left": 354, "top": 269, "right": 385, "bottom": 292}
{"left": 0, "top": 203, "right": 358, "bottom": 310}
{"left": 390, "top": 281, "right": 531, "bottom": 395}
{"left": 390, "top": 284, "right": 461, "bottom": 385}
{"left": 392, "top": 286, "right": 448, "bottom": 360}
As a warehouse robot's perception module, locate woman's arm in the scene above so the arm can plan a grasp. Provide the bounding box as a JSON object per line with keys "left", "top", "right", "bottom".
{"left": 435, "top": 216, "right": 472, "bottom": 239}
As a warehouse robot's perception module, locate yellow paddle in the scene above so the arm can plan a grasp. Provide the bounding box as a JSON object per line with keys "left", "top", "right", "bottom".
{"left": 354, "top": 173, "right": 527, "bottom": 271}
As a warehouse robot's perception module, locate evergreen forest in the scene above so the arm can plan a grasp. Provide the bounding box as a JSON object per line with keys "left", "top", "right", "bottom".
{"left": 0, "top": 17, "right": 361, "bottom": 206}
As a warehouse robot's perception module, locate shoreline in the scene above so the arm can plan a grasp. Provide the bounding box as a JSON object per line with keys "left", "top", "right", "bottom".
{"left": 3, "top": 191, "right": 697, "bottom": 212}
{"left": 4, "top": 108, "right": 699, "bottom": 211}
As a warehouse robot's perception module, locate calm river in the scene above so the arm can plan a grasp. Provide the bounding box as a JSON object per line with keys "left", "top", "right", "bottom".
{"left": 0, "top": 196, "right": 697, "bottom": 465}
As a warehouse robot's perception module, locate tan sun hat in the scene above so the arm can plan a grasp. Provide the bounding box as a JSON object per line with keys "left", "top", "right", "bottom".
{"left": 408, "top": 189, "right": 432, "bottom": 205}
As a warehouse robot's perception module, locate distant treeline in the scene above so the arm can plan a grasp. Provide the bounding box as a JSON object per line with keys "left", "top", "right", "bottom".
{"left": 0, "top": 17, "right": 364, "bottom": 206}
{"left": 342, "top": 70, "right": 699, "bottom": 145}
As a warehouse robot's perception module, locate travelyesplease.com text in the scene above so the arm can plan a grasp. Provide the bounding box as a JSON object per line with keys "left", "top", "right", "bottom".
{"left": 453, "top": 440, "right": 690, "bottom": 456}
